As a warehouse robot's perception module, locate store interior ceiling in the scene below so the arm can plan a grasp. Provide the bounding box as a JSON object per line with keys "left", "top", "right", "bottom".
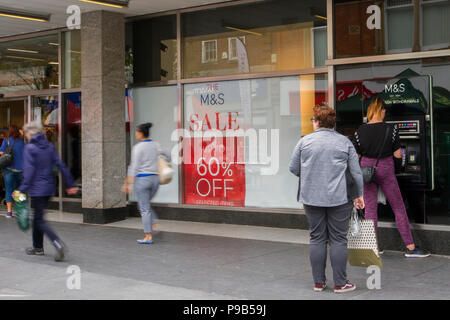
{"left": 0, "top": 0, "right": 232, "bottom": 38}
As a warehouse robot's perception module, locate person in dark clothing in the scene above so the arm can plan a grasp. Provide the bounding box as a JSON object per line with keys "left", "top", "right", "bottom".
{"left": 353, "top": 97, "right": 430, "bottom": 258}
{"left": 0, "top": 125, "right": 25, "bottom": 218}
{"left": 15, "top": 121, "right": 78, "bottom": 262}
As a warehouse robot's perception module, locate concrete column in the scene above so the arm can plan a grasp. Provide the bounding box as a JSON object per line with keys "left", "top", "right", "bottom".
{"left": 81, "top": 10, "right": 127, "bottom": 224}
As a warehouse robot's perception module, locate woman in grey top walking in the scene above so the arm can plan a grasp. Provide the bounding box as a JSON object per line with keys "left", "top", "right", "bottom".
{"left": 289, "top": 103, "right": 364, "bottom": 294}
{"left": 122, "top": 123, "right": 171, "bottom": 244}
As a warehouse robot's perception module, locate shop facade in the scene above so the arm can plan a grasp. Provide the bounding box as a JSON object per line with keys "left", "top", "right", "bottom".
{"left": 0, "top": 30, "right": 82, "bottom": 210}
{"left": 0, "top": 0, "right": 449, "bottom": 251}
{"left": 125, "top": 0, "right": 450, "bottom": 228}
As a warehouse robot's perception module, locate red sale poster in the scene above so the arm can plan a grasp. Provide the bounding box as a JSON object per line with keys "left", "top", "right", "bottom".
{"left": 184, "top": 136, "right": 245, "bottom": 206}
{"left": 183, "top": 82, "right": 247, "bottom": 207}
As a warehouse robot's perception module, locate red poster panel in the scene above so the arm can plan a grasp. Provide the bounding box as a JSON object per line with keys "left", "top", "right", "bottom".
{"left": 184, "top": 135, "right": 246, "bottom": 207}
{"left": 336, "top": 81, "right": 363, "bottom": 102}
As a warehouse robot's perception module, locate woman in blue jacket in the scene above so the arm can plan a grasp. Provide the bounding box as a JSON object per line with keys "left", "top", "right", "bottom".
{"left": 15, "top": 121, "right": 78, "bottom": 262}
{"left": 0, "top": 125, "right": 25, "bottom": 218}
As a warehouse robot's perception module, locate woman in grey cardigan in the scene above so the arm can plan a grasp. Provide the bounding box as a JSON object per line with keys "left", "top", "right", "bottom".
{"left": 122, "top": 123, "right": 171, "bottom": 244}
{"left": 289, "top": 103, "right": 364, "bottom": 294}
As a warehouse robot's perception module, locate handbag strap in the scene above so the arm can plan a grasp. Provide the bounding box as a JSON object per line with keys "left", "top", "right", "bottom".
{"left": 375, "top": 126, "right": 391, "bottom": 167}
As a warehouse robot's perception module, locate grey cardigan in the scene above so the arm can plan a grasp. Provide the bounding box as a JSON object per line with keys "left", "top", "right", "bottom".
{"left": 128, "top": 140, "right": 171, "bottom": 177}
{"left": 289, "top": 128, "right": 364, "bottom": 207}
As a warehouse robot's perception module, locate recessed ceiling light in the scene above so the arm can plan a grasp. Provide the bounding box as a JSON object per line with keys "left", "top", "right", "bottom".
{"left": 7, "top": 48, "right": 39, "bottom": 54}
{"left": 0, "top": 7, "right": 50, "bottom": 22}
{"left": 224, "top": 26, "right": 262, "bottom": 37}
{"left": 314, "top": 15, "right": 327, "bottom": 20}
{"left": 79, "top": 0, "right": 129, "bottom": 8}
{"left": 5, "top": 55, "right": 45, "bottom": 62}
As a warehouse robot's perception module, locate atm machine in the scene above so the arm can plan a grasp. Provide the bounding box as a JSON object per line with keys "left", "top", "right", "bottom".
{"left": 362, "top": 75, "right": 434, "bottom": 223}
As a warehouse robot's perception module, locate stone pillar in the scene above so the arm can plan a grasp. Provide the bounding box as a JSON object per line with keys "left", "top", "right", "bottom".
{"left": 81, "top": 10, "right": 127, "bottom": 224}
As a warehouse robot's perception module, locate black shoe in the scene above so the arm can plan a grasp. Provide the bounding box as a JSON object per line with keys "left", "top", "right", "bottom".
{"left": 26, "top": 247, "right": 44, "bottom": 256}
{"left": 53, "top": 240, "right": 66, "bottom": 262}
{"left": 405, "top": 247, "right": 431, "bottom": 258}
{"left": 379, "top": 248, "right": 384, "bottom": 255}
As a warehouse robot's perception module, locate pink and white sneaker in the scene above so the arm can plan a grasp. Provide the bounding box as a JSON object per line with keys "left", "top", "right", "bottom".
{"left": 314, "top": 281, "right": 327, "bottom": 292}
{"left": 334, "top": 281, "right": 356, "bottom": 293}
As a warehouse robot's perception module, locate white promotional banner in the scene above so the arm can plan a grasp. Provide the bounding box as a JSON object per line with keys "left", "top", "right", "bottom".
{"left": 236, "top": 38, "right": 252, "bottom": 126}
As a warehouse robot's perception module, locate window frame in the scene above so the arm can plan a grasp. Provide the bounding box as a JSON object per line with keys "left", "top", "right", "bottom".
{"left": 201, "top": 39, "right": 218, "bottom": 64}
{"left": 384, "top": 0, "right": 415, "bottom": 54}
{"left": 228, "top": 36, "right": 246, "bottom": 61}
{"left": 420, "top": 0, "right": 450, "bottom": 51}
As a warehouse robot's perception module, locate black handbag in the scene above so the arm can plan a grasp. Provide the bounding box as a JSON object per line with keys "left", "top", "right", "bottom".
{"left": 360, "top": 126, "right": 390, "bottom": 184}
{"left": 0, "top": 139, "right": 14, "bottom": 169}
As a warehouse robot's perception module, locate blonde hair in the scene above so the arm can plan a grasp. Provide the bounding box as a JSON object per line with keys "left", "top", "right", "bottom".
{"left": 366, "top": 97, "right": 385, "bottom": 121}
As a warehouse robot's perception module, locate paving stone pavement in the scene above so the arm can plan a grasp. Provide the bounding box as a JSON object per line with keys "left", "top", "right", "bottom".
{"left": 0, "top": 216, "right": 449, "bottom": 300}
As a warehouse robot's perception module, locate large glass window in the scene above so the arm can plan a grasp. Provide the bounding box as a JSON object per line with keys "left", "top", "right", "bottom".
{"left": 182, "top": 0, "right": 327, "bottom": 79}
{"left": 0, "top": 100, "right": 25, "bottom": 131}
{"left": 183, "top": 74, "right": 328, "bottom": 208}
{"left": 128, "top": 15, "right": 178, "bottom": 84}
{"left": 0, "top": 35, "right": 59, "bottom": 93}
{"left": 31, "top": 95, "right": 60, "bottom": 196}
{"left": 63, "top": 92, "right": 82, "bottom": 197}
{"left": 129, "top": 86, "right": 179, "bottom": 203}
{"left": 63, "top": 30, "right": 81, "bottom": 89}
{"left": 335, "top": 58, "right": 450, "bottom": 225}
{"left": 334, "top": 0, "right": 450, "bottom": 58}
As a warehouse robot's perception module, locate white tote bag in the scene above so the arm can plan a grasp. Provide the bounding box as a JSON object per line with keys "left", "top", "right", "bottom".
{"left": 156, "top": 142, "right": 174, "bottom": 185}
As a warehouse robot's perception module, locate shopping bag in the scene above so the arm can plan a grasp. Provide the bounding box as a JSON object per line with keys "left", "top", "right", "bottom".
{"left": 347, "top": 210, "right": 382, "bottom": 268}
{"left": 156, "top": 142, "right": 174, "bottom": 185}
{"left": 349, "top": 208, "right": 363, "bottom": 237}
{"left": 13, "top": 191, "right": 30, "bottom": 232}
{"left": 377, "top": 187, "right": 387, "bottom": 205}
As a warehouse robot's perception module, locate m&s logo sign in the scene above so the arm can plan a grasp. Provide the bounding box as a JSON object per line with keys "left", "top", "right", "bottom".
{"left": 385, "top": 83, "right": 406, "bottom": 94}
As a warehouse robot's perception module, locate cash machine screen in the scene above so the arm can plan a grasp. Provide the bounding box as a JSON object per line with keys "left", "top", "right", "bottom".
{"left": 386, "top": 120, "right": 420, "bottom": 135}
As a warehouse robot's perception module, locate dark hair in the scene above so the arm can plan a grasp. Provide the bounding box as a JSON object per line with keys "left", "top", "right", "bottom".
{"left": 313, "top": 103, "right": 336, "bottom": 129}
{"left": 6, "top": 125, "right": 20, "bottom": 140}
{"left": 136, "top": 122, "right": 153, "bottom": 138}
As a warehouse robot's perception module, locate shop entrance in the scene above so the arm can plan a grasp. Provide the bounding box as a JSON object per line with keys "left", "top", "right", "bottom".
{"left": 0, "top": 98, "right": 27, "bottom": 206}
{"left": 0, "top": 98, "right": 27, "bottom": 135}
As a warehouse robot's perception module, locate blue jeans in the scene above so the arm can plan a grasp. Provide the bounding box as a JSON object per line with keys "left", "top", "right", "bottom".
{"left": 2, "top": 169, "right": 23, "bottom": 203}
{"left": 134, "top": 175, "right": 159, "bottom": 233}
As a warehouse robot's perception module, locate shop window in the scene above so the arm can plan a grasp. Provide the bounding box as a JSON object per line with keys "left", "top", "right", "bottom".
{"left": 129, "top": 86, "right": 179, "bottom": 204}
{"left": 202, "top": 40, "right": 218, "bottom": 63}
{"left": 63, "top": 93, "right": 82, "bottom": 197}
{"left": 182, "top": 0, "right": 327, "bottom": 78}
{"left": 129, "top": 15, "right": 177, "bottom": 83}
{"left": 0, "top": 34, "right": 59, "bottom": 94}
{"left": 182, "top": 74, "right": 328, "bottom": 208}
{"left": 62, "top": 30, "right": 81, "bottom": 89}
{"left": 335, "top": 59, "right": 450, "bottom": 225}
{"left": 31, "top": 95, "right": 60, "bottom": 196}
